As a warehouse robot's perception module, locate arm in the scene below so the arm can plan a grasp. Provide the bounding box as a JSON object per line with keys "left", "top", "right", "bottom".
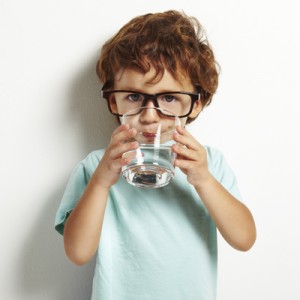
{"left": 172, "top": 126, "right": 256, "bottom": 251}
{"left": 64, "top": 125, "right": 138, "bottom": 265}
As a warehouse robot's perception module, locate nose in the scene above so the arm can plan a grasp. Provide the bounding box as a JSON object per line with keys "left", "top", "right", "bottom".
{"left": 139, "top": 107, "right": 160, "bottom": 124}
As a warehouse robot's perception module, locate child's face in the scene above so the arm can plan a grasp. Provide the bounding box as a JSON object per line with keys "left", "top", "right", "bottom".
{"left": 113, "top": 67, "right": 202, "bottom": 134}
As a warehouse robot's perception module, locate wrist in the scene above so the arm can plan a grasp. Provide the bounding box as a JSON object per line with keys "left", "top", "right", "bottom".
{"left": 89, "top": 172, "right": 113, "bottom": 192}
{"left": 193, "top": 172, "right": 215, "bottom": 191}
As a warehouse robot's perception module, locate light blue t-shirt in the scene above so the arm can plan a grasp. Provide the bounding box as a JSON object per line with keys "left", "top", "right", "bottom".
{"left": 55, "top": 146, "right": 242, "bottom": 300}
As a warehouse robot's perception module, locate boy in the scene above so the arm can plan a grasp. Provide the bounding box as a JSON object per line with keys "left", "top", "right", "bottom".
{"left": 55, "top": 10, "right": 256, "bottom": 300}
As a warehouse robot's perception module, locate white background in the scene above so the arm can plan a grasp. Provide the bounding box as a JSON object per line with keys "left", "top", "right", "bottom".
{"left": 1, "top": 0, "right": 299, "bottom": 299}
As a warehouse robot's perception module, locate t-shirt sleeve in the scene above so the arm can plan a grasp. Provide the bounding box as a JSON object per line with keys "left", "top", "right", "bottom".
{"left": 206, "top": 146, "right": 243, "bottom": 201}
{"left": 54, "top": 161, "right": 90, "bottom": 235}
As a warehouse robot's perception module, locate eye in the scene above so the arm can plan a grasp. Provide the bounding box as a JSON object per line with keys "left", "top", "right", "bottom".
{"left": 160, "top": 94, "right": 178, "bottom": 103}
{"left": 127, "top": 93, "right": 143, "bottom": 102}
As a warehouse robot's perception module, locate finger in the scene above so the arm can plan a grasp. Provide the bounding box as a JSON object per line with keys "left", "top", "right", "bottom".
{"left": 110, "top": 141, "right": 139, "bottom": 160}
{"left": 122, "top": 149, "right": 142, "bottom": 161}
{"left": 109, "top": 157, "right": 129, "bottom": 172}
{"left": 174, "top": 157, "right": 192, "bottom": 170}
{"left": 175, "top": 125, "right": 192, "bottom": 137}
{"left": 111, "top": 126, "right": 137, "bottom": 146}
{"left": 113, "top": 146, "right": 144, "bottom": 171}
{"left": 172, "top": 144, "right": 199, "bottom": 161}
{"left": 111, "top": 124, "right": 130, "bottom": 137}
{"left": 174, "top": 130, "right": 201, "bottom": 151}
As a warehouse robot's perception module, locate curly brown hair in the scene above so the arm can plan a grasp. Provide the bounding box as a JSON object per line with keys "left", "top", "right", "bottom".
{"left": 96, "top": 10, "right": 219, "bottom": 123}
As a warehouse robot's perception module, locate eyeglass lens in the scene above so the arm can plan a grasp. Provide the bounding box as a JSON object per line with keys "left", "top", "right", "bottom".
{"left": 107, "top": 92, "right": 193, "bottom": 117}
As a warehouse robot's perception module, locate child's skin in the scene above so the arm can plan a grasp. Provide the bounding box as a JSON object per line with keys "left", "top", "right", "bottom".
{"left": 64, "top": 67, "right": 256, "bottom": 265}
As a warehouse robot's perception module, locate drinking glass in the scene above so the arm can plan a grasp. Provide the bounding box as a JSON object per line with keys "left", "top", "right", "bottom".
{"left": 121, "top": 107, "right": 180, "bottom": 188}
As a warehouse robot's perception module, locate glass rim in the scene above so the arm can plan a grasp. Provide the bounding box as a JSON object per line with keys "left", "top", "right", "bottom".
{"left": 122, "top": 106, "right": 179, "bottom": 117}
{"left": 121, "top": 106, "right": 181, "bottom": 135}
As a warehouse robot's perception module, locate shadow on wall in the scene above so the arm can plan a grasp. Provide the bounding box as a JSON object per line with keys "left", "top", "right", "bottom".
{"left": 68, "top": 51, "right": 118, "bottom": 153}
{"left": 19, "top": 186, "right": 95, "bottom": 300}
{"left": 18, "top": 53, "right": 117, "bottom": 299}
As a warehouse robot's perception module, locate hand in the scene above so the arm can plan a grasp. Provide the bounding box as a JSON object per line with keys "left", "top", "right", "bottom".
{"left": 92, "top": 124, "right": 139, "bottom": 188}
{"left": 172, "top": 126, "right": 210, "bottom": 187}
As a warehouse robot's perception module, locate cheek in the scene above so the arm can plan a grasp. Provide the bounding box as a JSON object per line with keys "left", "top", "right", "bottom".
{"left": 122, "top": 116, "right": 140, "bottom": 130}
{"left": 151, "top": 117, "right": 185, "bottom": 134}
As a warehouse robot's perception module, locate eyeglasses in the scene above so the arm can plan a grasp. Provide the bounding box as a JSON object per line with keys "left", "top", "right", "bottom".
{"left": 101, "top": 88, "right": 201, "bottom": 118}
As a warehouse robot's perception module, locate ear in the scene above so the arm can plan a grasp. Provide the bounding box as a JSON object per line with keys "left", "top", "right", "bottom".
{"left": 108, "top": 95, "right": 118, "bottom": 114}
{"left": 189, "top": 100, "right": 203, "bottom": 118}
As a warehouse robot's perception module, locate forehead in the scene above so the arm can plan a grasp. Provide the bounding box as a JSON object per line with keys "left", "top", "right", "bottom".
{"left": 114, "top": 67, "right": 194, "bottom": 92}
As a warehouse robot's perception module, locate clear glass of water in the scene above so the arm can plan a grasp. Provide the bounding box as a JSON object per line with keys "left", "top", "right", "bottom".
{"left": 121, "top": 107, "right": 180, "bottom": 188}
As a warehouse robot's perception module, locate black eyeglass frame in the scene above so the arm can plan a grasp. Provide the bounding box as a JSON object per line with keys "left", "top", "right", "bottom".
{"left": 101, "top": 89, "right": 201, "bottom": 118}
